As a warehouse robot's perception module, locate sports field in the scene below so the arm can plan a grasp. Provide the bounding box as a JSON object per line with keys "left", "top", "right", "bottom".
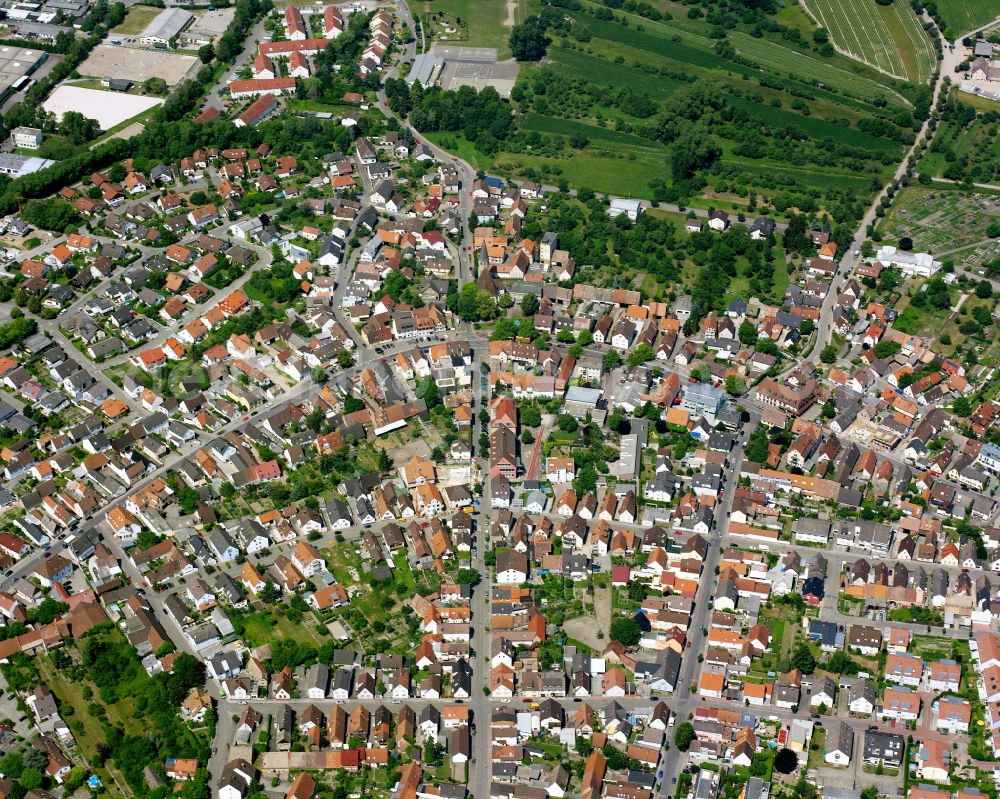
{"left": 43, "top": 85, "right": 163, "bottom": 130}
{"left": 80, "top": 44, "right": 199, "bottom": 86}
{"left": 800, "top": 0, "right": 935, "bottom": 82}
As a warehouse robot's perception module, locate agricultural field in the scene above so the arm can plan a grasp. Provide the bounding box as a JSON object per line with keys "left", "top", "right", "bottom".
{"left": 496, "top": 2, "right": 918, "bottom": 208}
{"left": 878, "top": 187, "right": 1000, "bottom": 255}
{"left": 731, "top": 28, "right": 924, "bottom": 96}
{"left": 919, "top": 102, "right": 1000, "bottom": 184}
{"left": 800, "top": 0, "right": 935, "bottom": 82}
{"left": 932, "top": 0, "right": 1000, "bottom": 38}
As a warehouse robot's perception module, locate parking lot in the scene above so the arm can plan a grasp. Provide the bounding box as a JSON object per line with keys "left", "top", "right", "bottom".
{"left": 431, "top": 45, "right": 519, "bottom": 98}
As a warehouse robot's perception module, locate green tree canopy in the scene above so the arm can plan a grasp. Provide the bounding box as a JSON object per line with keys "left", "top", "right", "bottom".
{"left": 609, "top": 617, "right": 642, "bottom": 646}
{"left": 790, "top": 642, "right": 817, "bottom": 674}
{"left": 674, "top": 721, "right": 695, "bottom": 751}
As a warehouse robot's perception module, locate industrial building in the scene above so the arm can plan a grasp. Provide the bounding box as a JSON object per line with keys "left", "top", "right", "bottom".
{"left": 0, "top": 44, "right": 47, "bottom": 103}
{"left": 0, "top": 153, "right": 55, "bottom": 178}
{"left": 138, "top": 8, "right": 194, "bottom": 45}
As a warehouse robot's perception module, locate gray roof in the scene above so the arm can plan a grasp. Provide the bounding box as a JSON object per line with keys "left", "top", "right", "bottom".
{"left": 140, "top": 7, "right": 193, "bottom": 40}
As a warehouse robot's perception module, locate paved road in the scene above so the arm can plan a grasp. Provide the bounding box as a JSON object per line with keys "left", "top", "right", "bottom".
{"left": 656, "top": 422, "right": 747, "bottom": 795}
{"left": 788, "top": 22, "right": 950, "bottom": 372}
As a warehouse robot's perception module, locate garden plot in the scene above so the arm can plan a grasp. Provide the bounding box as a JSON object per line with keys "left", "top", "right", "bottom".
{"left": 879, "top": 189, "right": 1000, "bottom": 253}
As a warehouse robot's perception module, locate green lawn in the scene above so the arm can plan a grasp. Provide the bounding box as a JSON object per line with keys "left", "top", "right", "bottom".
{"left": 494, "top": 148, "right": 667, "bottom": 197}
{"left": 423, "top": 0, "right": 526, "bottom": 58}
{"left": 909, "top": 634, "right": 953, "bottom": 661}
{"left": 37, "top": 656, "right": 112, "bottom": 757}
{"left": 424, "top": 131, "right": 495, "bottom": 172}
{"left": 547, "top": 45, "right": 685, "bottom": 99}
{"left": 111, "top": 5, "right": 161, "bottom": 35}
{"left": 240, "top": 610, "right": 327, "bottom": 648}
{"left": 327, "top": 541, "right": 364, "bottom": 588}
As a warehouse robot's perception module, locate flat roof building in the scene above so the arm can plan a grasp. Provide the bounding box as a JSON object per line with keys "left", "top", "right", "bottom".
{"left": 609, "top": 197, "right": 643, "bottom": 221}
{"left": 0, "top": 45, "right": 47, "bottom": 102}
{"left": 12, "top": 127, "right": 42, "bottom": 150}
{"left": 0, "top": 153, "right": 56, "bottom": 178}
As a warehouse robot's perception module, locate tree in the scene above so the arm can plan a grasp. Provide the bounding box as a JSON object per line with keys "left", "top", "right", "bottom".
{"left": 744, "top": 425, "right": 770, "bottom": 464}
{"left": 378, "top": 450, "right": 393, "bottom": 472}
{"left": 22, "top": 748, "right": 47, "bottom": 772}
{"left": 725, "top": 375, "right": 746, "bottom": 396}
{"left": 602, "top": 350, "right": 621, "bottom": 369}
{"left": 259, "top": 583, "right": 280, "bottom": 604}
{"left": 790, "top": 642, "right": 817, "bottom": 674}
{"left": 198, "top": 43, "right": 215, "bottom": 64}
{"left": 952, "top": 396, "right": 972, "bottom": 417}
{"left": 456, "top": 568, "right": 479, "bottom": 586}
{"left": 0, "top": 753, "right": 22, "bottom": 779}
{"left": 671, "top": 131, "right": 721, "bottom": 181}
{"left": 738, "top": 320, "right": 758, "bottom": 346}
{"left": 626, "top": 343, "right": 655, "bottom": 368}
{"left": 609, "top": 617, "right": 642, "bottom": 646}
{"left": 155, "top": 641, "right": 176, "bottom": 658}
{"left": 690, "top": 364, "right": 711, "bottom": 382}
{"left": 557, "top": 414, "right": 578, "bottom": 434}
{"left": 820, "top": 343, "right": 839, "bottom": 363}
{"left": 774, "top": 748, "right": 798, "bottom": 774}
{"left": 19, "top": 769, "right": 42, "bottom": 790}
{"left": 455, "top": 283, "right": 496, "bottom": 321}
{"left": 674, "top": 721, "right": 695, "bottom": 751}
{"left": 142, "top": 77, "right": 168, "bottom": 96}
{"left": 521, "top": 429, "right": 535, "bottom": 444}
{"left": 59, "top": 111, "right": 100, "bottom": 143}
{"left": 509, "top": 16, "right": 549, "bottom": 61}
{"left": 423, "top": 738, "right": 443, "bottom": 766}
{"left": 311, "top": 366, "right": 326, "bottom": 383}
{"left": 521, "top": 293, "right": 539, "bottom": 316}
{"left": 825, "top": 650, "right": 860, "bottom": 675}
{"left": 418, "top": 378, "right": 441, "bottom": 409}
{"left": 520, "top": 403, "right": 542, "bottom": 428}
{"left": 873, "top": 340, "right": 901, "bottom": 359}
{"left": 977, "top": 279, "right": 993, "bottom": 299}
{"left": 491, "top": 318, "right": 517, "bottom": 341}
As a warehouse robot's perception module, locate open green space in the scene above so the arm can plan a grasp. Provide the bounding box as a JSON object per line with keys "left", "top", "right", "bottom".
{"left": 494, "top": 148, "right": 667, "bottom": 197}
{"left": 920, "top": 94, "right": 1000, "bottom": 184}
{"left": 238, "top": 608, "right": 328, "bottom": 648}
{"left": 422, "top": 0, "right": 529, "bottom": 58}
{"left": 110, "top": 4, "right": 161, "bottom": 35}
{"left": 910, "top": 634, "right": 955, "bottom": 661}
